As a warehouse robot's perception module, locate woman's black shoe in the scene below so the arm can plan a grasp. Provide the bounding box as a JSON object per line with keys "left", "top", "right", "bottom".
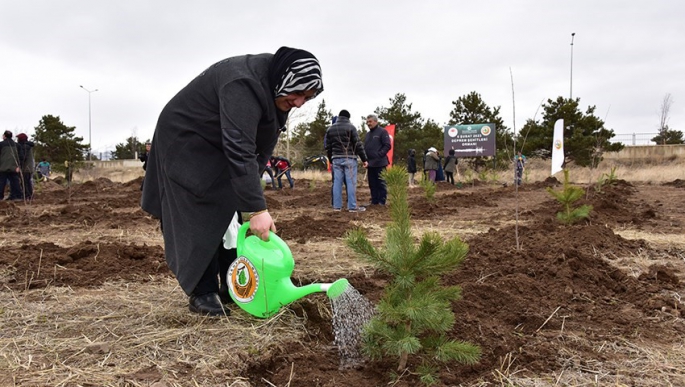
{"left": 189, "top": 293, "right": 229, "bottom": 316}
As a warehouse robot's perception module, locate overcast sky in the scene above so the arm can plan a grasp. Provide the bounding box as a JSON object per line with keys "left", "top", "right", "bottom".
{"left": 1, "top": 1, "right": 683, "bottom": 157}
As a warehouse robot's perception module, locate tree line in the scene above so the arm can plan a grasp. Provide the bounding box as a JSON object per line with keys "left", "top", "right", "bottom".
{"left": 284, "top": 91, "right": 683, "bottom": 170}
{"left": 25, "top": 91, "right": 684, "bottom": 173}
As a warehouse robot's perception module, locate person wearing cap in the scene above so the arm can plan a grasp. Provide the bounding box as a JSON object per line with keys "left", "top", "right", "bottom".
{"left": 0, "top": 131, "right": 22, "bottom": 200}
{"left": 363, "top": 114, "right": 391, "bottom": 206}
{"left": 141, "top": 47, "right": 324, "bottom": 317}
{"left": 15, "top": 133, "right": 35, "bottom": 199}
{"left": 325, "top": 109, "right": 368, "bottom": 212}
{"left": 424, "top": 147, "right": 440, "bottom": 183}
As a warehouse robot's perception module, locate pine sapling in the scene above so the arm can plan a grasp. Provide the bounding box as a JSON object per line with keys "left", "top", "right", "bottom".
{"left": 546, "top": 169, "right": 593, "bottom": 225}
{"left": 346, "top": 166, "right": 480, "bottom": 384}
{"left": 418, "top": 173, "right": 436, "bottom": 203}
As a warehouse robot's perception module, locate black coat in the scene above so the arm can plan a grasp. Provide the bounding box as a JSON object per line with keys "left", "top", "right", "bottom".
{"left": 324, "top": 116, "right": 367, "bottom": 162}
{"left": 141, "top": 53, "right": 286, "bottom": 295}
{"left": 407, "top": 155, "right": 417, "bottom": 173}
{"left": 139, "top": 152, "right": 148, "bottom": 171}
{"left": 363, "top": 125, "right": 391, "bottom": 168}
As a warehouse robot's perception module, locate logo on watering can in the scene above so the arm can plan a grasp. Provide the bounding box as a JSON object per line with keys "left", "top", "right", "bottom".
{"left": 228, "top": 256, "right": 259, "bottom": 302}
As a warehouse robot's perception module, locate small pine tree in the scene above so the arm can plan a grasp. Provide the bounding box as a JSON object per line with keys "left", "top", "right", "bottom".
{"left": 418, "top": 174, "right": 436, "bottom": 203}
{"left": 346, "top": 166, "right": 480, "bottom": 383}
{"left": 546, "top": 169, "right": 593, "bottom": 225}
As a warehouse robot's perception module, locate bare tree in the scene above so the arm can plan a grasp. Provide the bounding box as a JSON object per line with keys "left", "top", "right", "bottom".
{"left": 658, "top": 93, "right": 673, "bottom": 145}
{"left": 282, "top": 105, "right": 314, "bottom": 161}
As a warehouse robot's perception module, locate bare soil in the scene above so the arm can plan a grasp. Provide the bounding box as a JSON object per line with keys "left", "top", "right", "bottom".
{"left": 2, "top": 174, "right": 685, "bottom": 386}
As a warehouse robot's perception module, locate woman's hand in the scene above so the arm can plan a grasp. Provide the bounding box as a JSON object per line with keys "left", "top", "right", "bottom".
{"left": 250, "top": 211, "right": 276, "bottom": 241}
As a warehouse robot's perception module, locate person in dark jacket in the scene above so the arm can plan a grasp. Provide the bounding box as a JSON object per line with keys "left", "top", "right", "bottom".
{"left": 325, "top": 109, "right": 368, "bottom": 212}
{"left": 443, "top": 149, "right": 457, "bottom": 185}
{"left": 16, "top": 133, "right": 35, "bottom": 199}
{"left": 141, "top": 47, "right": 324, "bottom": 316}
{"left": 363, "top": 114, "right": 391, "bottom": 205}
{"left": 407, "top": 149, "right": 417, "bottom": 186}
{"left": 138, "top": 141, "right": 151, "bottom": 190}
{"left": 139, "top": 142, "right": 151, "bottom": 171}
{"left": 0, "top": 131, "right": 22, "bottom": 200}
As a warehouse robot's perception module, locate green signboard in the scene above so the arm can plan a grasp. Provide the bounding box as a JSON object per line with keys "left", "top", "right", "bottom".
{"left": 443, "top": 123, "right": 496, "bottom": 157}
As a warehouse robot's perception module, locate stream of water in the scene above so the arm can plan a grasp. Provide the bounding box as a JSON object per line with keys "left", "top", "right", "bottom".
{"left": 331, "top": 284, "right": 375, "bottom": 369}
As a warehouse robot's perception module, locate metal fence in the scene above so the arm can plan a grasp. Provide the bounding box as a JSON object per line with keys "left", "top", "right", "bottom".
{"left": 609, "top": 133, "right": 658, "bottom": 146}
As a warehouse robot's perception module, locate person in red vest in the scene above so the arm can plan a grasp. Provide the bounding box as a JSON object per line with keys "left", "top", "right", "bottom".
{"left": 271, "top": 155, "right": 294, "bottom": 189}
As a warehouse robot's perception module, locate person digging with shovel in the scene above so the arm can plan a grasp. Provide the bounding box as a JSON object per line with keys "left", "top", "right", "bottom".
{"left": 141, "top": 47, "right": 324, "bottom": 317}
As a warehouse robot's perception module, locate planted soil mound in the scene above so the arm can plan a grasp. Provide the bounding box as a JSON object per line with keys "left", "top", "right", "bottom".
{"left": 2, "top": 176, "right": 685, "bottom": 386}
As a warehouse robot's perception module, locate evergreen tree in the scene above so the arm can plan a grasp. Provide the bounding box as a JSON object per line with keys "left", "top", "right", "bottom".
{"left": 374, "top": 93, "right": 424, "bottom": 132}
{"left": 651, "top": 127, "right": 684, "bottom": 145}
{"left": 654, "top": 93, "right": 679, "bottom": 145}
{"left": 519, "top": 97, "right": 623, "bottom": 166}
{"left": 448, "top": 91, "right": 513, "bottom": 170}
{"left": 346, "top": 166, "right": 480, "bottom": 384}
{"left": 111, "top": 136, "right": 148, "bottom": 160}
{"left": 546, "top": 169, "right": 593, "bottom": 225}
{"left": 32, "top": 115, "right": 88, "bottom": 173}
{"left": 372, "top": 93, "right": 439, "bottom": 165}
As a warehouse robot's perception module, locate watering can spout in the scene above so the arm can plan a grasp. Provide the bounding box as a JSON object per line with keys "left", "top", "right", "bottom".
{"left": 279, "top": 281, "right": 326, "bottom": 305}
{"left": 279, "top": 278, "right": 350, "bottom": 305}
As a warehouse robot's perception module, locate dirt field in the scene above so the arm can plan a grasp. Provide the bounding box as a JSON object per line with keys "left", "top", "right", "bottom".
{"left": 2, "top": 169, "right": 685, "bottom": 386}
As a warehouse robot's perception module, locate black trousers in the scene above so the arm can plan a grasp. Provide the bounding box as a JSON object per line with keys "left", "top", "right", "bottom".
{"left": 367, "top": 166, "right": 387, "bottom": 205}
{"left": 445, "top": 171, "right": 454, "bottom": 185}
{"left": 0, "top": 171, "right": 22, "bottom": 200}
{"left": 193, "top": 243, "right": 238, "bottom": 296}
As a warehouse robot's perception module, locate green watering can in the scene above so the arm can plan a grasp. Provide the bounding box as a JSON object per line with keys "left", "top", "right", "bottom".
{"left": 227, "top": 222, "right": 349, "bottom": 318}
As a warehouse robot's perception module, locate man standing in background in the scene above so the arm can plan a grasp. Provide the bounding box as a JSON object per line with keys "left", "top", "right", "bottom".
{"left": 0, "top": 131, "right": 22, "bottom": 200}
{"left": 139, "top": 141, "right": 151, "bottom": 171}
{"left": 16, "top": 133, "right": 35, "bottom": 199}
{"left": 325, "top": 109, "right": 368, "bottom": 212}
{"left": 363, "top": 114, "right": 391, "bottom": 206}
{"left": 139, "top": 141, "right": 151, "bottom": 190}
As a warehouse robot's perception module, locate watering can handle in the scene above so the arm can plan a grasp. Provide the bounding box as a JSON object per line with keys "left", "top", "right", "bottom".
{"left": 237, "top": 222, "right": 290, "bottom": 257}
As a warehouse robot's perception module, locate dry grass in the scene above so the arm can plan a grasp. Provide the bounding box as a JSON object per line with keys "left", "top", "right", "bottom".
{"left": 63, "top": 155, "right": 685, "bottom": 187}
{"left": 487, "top": 335, "right": 685, "bottom": 387}
{"left": 522, "top": 158, "right": 685, "bottom": 185}
{"left": 1, "top": 278, "right": 321, "bottom": 387}
{"left": 3, "top": 161, "right": 685, "bottom": 386}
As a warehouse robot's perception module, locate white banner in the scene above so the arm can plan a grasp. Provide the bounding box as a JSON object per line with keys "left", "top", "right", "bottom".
{"left": 551, "top": 119, "right": 564, "bottom": 175}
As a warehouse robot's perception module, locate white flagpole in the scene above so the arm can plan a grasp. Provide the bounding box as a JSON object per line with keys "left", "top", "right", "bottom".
{"left": 551, "top": 119, "right": 564, "bottom": 175}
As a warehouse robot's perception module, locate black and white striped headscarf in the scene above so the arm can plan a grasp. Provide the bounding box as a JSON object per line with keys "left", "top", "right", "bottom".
{"left": 269, "top": 47, "right": 323, "bottom": 99}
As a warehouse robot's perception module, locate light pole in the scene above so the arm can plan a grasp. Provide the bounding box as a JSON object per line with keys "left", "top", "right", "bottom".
{"left": 569, "top": 32, "right": 575, "bottom": 100}
{"left": 80, "top": 85, "right": 98, "bottom": 161}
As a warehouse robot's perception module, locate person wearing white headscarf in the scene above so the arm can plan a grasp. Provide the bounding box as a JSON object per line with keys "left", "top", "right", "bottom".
{"left": 142, "top": 47, "right": 323, "bottom": 316}
{"left": 424, "top": 147, "right": 440, "bottom": 182}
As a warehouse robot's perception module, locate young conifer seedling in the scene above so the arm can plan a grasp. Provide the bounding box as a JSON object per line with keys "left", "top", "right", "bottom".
{"left": 546, "top": 169, "right": 593, "bottom": 225}
{"left": 345, "top": 166, "right": 480, "bottom": 385}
